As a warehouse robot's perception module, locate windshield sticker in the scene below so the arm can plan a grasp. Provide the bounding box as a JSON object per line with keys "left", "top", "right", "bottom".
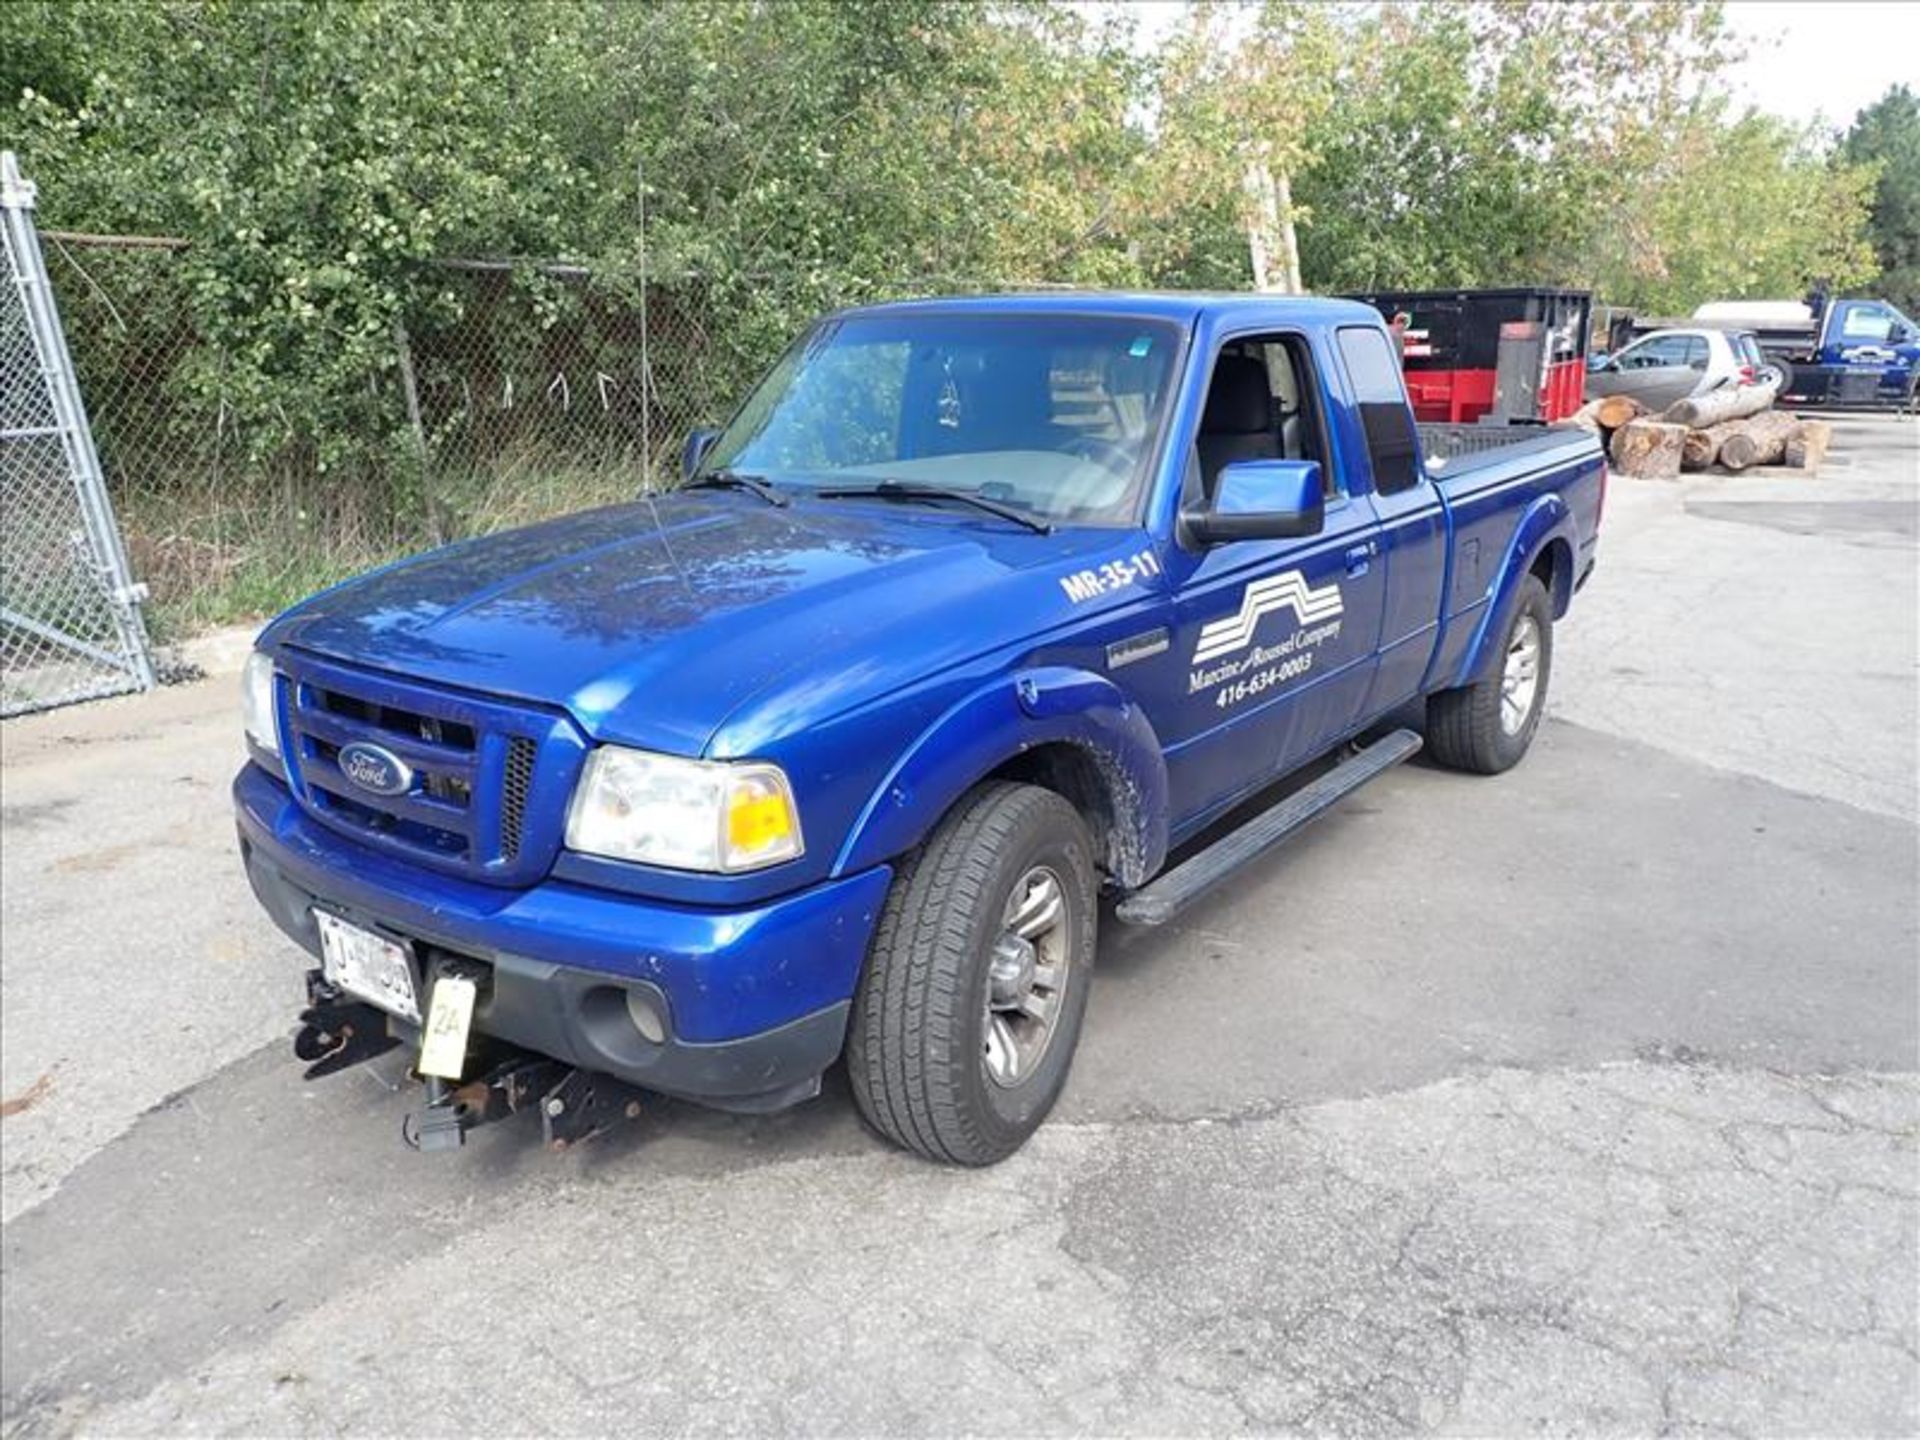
{"left": 937, "top": 356, "right": 962, "bottom": 429}
{"left": 1059, "top": 547, "right": 1161, "bottom": 604}
{"left": 1189, "top": 571, "right": 1345, "bottom": 708}
{"left": 1129, "top": 335, "right": 1153, "bottom": 357}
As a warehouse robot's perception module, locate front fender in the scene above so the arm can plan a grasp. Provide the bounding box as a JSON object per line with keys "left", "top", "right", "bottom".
{"left": 833, "top": 666, "right": 1169, "bottom": 884}
{"left": 1452, "top": 494, "right": 1578, "bottom": 688}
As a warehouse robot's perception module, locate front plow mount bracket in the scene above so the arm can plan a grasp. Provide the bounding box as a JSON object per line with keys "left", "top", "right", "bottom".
{"left": 407, "top": 1057, "right": 644, "bottom": 1154}
{"left": 295, "top": 970, "right": 644, "bottom": 1153}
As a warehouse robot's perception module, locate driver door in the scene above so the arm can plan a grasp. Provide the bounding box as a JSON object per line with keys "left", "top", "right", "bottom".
{"left": 1139, "top": 334, "right": 1386, "bottom": 828}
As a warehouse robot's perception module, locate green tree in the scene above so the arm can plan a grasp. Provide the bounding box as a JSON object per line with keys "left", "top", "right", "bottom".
{"left": 1285, "top": 1, "right": 1740, "bottom": 293}
{"left": 1842, "top": 84, "right": 1920, "bottom": 312}
{"left": 4, "top": 2, "right": 1152, "bottom": 518}
{"left": 10, "top": 1, "right": 610, "bottom": 480}
{"left": 1164, "top": 1, "right": 1880, "bottom": 312}
{"left": 1130, "top": 1, "right": 1341, "bottom": 289}
{"left": 1588, "top": 107, "right": 1879, "bottom": 312}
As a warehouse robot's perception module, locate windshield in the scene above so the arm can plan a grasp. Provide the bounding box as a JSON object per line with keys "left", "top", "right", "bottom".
{"left": 699, "top": 311, "right": 1183, "bottom": 526}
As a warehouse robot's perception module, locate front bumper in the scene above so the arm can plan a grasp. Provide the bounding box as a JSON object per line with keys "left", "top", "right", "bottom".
{"left": 235, "top": 764, "right": 891, "bottom": 1107}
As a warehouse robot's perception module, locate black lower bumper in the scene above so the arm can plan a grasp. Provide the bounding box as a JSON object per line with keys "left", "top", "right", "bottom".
{"left": 243, "top": 841, "right": 848, "bottom": 1113}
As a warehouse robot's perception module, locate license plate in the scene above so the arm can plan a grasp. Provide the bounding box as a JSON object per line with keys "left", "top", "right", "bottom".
{"left": 314, "top": 910, "right": 420, "bottom": 1024}
{"left": 418, "top": 974, "right": 478, "bottom": 1080}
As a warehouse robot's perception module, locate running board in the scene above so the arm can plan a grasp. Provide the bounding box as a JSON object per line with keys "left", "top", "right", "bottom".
{"left": 1115, "top": 728, "right": 1423, "bottom": 928}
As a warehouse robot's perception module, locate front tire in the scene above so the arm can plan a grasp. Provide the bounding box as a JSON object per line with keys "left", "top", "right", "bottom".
{"left": 847, "top": 782, "right": 1097, "bottom": 1165}
{"left": 1425, "top": 574, "right": 1553, "bottom": 774}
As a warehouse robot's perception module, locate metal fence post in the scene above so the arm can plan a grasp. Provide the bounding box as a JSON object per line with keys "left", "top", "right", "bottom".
{"left": 1, "top": 150, "right": 157, "bottom": 714}
{"left": 392, "top": 316, "right": 445, "bottom": 545}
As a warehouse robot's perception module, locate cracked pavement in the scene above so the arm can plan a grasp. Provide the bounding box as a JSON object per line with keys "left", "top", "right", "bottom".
{"left": 4, "top": 414, "right": 1917, "bottom": 1435}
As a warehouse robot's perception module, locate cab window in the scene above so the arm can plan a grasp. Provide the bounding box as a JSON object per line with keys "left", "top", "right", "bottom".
{"left": 1335, "top": 325, "right": 1421, "bottom": 495}
{"left": 1189, "top": 333, "right": 1336, "bottom": 504}
{"left": 1841, "top": 305, "right": 1894, "bottom": 343}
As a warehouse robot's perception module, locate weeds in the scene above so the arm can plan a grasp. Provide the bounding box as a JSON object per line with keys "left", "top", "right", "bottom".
{"left": 122, "top": 457, "right": 653, "bottom": 639}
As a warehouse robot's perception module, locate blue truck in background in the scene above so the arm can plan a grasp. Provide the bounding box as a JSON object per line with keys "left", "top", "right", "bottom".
{"left": 1613, "top": 294, "right": 1920, "bottom": 411}
{"left": 235, "top": 293, "right": 1605, "bottom": 1164}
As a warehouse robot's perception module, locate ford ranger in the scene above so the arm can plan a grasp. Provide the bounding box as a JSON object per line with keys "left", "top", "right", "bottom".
{"left": 235, "top": 293, "right": 1604, "bottom": 1164}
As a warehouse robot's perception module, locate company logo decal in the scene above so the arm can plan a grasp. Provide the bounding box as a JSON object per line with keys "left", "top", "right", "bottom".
{"left": 337, "top": 741, "right": 414, "bottom": 797}
{"left": 1192, "top": 571, "right": 1344, "bottom": 664}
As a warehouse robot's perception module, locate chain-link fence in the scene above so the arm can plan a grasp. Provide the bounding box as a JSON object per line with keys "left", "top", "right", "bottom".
{"left": 1, "top": 154, "right": 156, "bottom": 717}
{"left": 36, "top": 232, "right": 1040, "bottom": 641}
{"left": 400, "top": 265, "right": 765, "bottom": 541}
{"left": 41, "top": 247, "right": 745, "bottom": 637}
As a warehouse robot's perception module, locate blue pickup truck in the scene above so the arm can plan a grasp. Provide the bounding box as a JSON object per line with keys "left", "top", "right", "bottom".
{"left": 235, "top": 293, "right": 1604, "bottom": 1163}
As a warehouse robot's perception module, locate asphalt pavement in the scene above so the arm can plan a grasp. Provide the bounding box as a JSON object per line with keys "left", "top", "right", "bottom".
{"left": 3, "top": 414, "right": 1916, "bottom": 1437}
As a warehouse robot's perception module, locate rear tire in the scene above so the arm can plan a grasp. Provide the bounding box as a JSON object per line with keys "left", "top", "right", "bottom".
{"left": 847, "top": 782, "right": 1097, "bottom": 1165}
{"left": 1425, "top": 574, "right": 1553, "bottom": 775}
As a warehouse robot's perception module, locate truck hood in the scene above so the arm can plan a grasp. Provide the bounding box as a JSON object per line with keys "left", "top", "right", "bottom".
{"left": 264, "top": 492, "right": 1136, "bottom": 755}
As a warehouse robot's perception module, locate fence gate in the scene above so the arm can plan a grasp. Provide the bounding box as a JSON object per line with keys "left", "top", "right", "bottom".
{"left": 1, "top": 152, "right": 155, "bottom": 716}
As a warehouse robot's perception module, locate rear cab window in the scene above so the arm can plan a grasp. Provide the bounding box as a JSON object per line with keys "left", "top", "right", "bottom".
{"left": 1335, "top": 325, "right": 1421, "bottom": 495}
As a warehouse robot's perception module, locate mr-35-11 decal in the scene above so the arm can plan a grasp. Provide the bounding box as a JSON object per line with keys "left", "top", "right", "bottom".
{"left": 1189, "top": 570, "right": 1345, "bottom": 708}
{"left": 1059, "top": 548, "right": 1161, "bottom": 604}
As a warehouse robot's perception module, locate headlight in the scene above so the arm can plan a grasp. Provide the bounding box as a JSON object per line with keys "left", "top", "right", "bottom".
{"left": 242, "top": 651, "right": 280, "bottom": 755}
{"left": 565, "top": 747, "right": 803, "bottom": 873}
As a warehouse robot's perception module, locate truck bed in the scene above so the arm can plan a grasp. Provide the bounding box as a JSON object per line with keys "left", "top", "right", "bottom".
{"left": 1417, "top": 422, "right": 1598, "bottom": 480}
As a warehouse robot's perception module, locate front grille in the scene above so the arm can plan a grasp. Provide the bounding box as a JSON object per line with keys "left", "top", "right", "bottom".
{"left": 500, "top": 737, "right": 537, "bottom": 861}
{"left": 276, "top": 651, "right": 585, "bottom": 885}
{"left": 313, "top": 687, "right": 478, "bottom": 751}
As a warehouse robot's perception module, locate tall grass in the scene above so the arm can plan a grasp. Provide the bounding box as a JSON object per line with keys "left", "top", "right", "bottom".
{"left": 122, "top": 455, "right": 655, "bottom": 640}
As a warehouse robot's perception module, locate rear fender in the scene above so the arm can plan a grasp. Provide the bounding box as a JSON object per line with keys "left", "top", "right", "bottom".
{"left": 1451, "top": 494, "right": 1578, "bottom": 689}
{"left": 833, "top": 666, "right": 1169, "bottom": 885}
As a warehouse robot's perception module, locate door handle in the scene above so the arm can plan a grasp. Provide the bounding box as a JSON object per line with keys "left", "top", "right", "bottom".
{"left": 1345, "top": 542, "right": 1376, "bottom": 577}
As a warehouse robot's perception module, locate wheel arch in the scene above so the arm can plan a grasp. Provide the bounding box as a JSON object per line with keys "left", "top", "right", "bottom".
{"left": 833, "top": 666, "right": 1170, "bottom": 887}
{"left": 1530, "top": 534, "right": 1576, "bottom": 619}
{"left": 1451, "top": 495, "right": 1576, "bottom": 688}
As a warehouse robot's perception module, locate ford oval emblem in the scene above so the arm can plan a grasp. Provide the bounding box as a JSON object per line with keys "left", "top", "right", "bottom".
{"left": 337, "top": 741, "right": 413, "bottom": 797}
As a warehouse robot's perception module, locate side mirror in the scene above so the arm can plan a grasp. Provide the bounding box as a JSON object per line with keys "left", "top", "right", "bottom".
{"left": 1182, "top": 459, "right": 1325, "bottom": 546}
{"left": 681, "top": 427, "right": 721, "bottom": 482}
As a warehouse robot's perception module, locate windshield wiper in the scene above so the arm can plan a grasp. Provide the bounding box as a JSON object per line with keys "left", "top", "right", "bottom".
{"left": 814, "top": 480, "right": 1053, "bottom": 535}
{"left": 683, "top": 469, "right": 787, "bottom": 507}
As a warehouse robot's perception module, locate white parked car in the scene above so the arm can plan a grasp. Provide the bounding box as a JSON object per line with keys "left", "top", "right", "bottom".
{"left": 1586, "top": 327, "right": 1766, "bottom": 411}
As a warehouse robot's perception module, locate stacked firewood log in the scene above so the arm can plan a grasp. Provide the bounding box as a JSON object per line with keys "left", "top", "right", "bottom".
{"left": 1570, "top": 378, "right": 1831, "bottom": 479}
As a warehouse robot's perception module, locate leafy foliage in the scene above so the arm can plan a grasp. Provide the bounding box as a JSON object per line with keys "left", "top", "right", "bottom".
{"left": 0, "top": 0, "right": 1892, "bottom": 628}
{"left": 1275, "top": 1, "right": 1877, "bottom": 308}
{"left": 1587, "top": 107, "right": 1879, "bottom": 313}
{"left": 9, "top": 0, "right": 1889, "bottom": 386}
{"left": 1843, "top": 85, "right": 1920, "bottom": 314}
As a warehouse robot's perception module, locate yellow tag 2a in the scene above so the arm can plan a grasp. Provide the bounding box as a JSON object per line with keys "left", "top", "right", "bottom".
{"left": 418, "top": 974, "right": 477, "bottom": 1080}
